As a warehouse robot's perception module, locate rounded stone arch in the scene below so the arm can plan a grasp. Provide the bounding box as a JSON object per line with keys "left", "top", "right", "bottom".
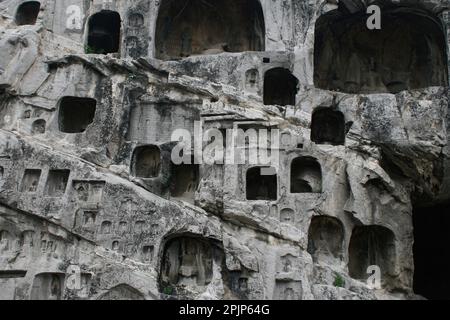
{"left": 15, "top": 1, "right": 41, "bottom": 26}
{"left": 85, "top": 10, "right": 122, "bottom": 55}
{"left": 310, "top": 107, "right": 346, "bottom": 146}
{"left": 348, "top": 225, "right": 397, "bottom": 283}
{"left": 263, "top": 68, "right": 299, "bottom": 106}
{"left": 156, "top": 232, "right": 228, "bottom": 297}
{"left": 290, "top": 156, "right": 322, "bottom": 194}
{"left": 307, "top": 215, "right": 345, "bottom": 262}
{"left": 97, "top": 284, "right": 145, "bottom": 300}
{"left": 131, "top": 145, "right": 162, "bottom": 178}
{"left": 154, "top": 0, "right": 266, "bottom": 60}
{"left": 313, "top": 3, "right": 448, "bottom": 93}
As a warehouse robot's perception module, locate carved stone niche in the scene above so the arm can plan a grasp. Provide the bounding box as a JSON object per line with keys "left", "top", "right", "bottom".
{"left": 159, "top": 235, "right": 227, "bottom": 298}
{"left": 72, "top": 180, "right": 106, "bottom": 208}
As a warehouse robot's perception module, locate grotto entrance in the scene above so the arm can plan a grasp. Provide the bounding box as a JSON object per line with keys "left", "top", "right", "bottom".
{"left": 348, "top": 225, "right": 396, "bottom": 284}
{"left": 58, "top": 97, "right": 96, "bottom": 133}
{"left": 310, "top": 108, "right": 345, "bottom": 145}
{"left": 246, "top": 167, "right": 277, "bottom": 201}
{"left": 413, "top": 203, "right": 450, "bottom": 300}
{"left": 15, "top": 1, "right": 40, "bottom": 26}
{"left": 290, "top": 157, "right": 322, "bottom": 193}
{"left": 132, "top": 145, "right": 161, "bottom": 178}
{"left": 155, "top": 0, "right": 265, "bottom": 60}
{"left": 170, "top": 162, "right": 199, "bottom": 203}
{"left": 263, "top": 68, "right": 298, "bottom": 106}
{"left": 314, "top": 7, "right": 448, "bottom": 93}
{"left": 307, "top": 216, "right": 344, "bottom": 262}
{"left": 87, "top": 11, "right": 121, "bottom": 54}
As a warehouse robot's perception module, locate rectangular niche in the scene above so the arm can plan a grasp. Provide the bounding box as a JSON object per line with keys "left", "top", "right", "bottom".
{"left": 30, "top": 273, "right": 65, "bottom": 300}
{"left": 74, "top": 210, "right": 98, "bottom": 237}
{"left": 58, "top": 97, "right": 97, "bottom": 133}
{"left": 170, "top": 163, "right": 199, "bottom": 203}
{"left": 20, "top": 169, "right": 42, "bottom": 192}
{"left": 45, "top": 170, "right": 70, "bottom": 196}
{"left": 0, "top": 270, "right": 27, "bottom": 278}
{"left": 127, "top": 104, "right": 200, "bottom": 143}
{"left": 72, "top": 180, "right": 105, "bottom": 205}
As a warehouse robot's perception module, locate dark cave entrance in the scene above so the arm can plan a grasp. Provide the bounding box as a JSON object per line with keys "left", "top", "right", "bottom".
{"left": 160, "top": 236, "right": 214, "bottom": 291}
{"left": 155, "top": 0, "right": 265, "bottom": 60}
{"left": 132, "top": 145, "right": 161, "bottom": 178}
{"left": 263, "top": 68, "right": 298, "bottom": 106}
{"left": 246, "top": 167, "right": 277, "bottom": 201}
{"left": 348, "top": 225, "right": 396, "bottom": 283}
{"left": 15, "top": 1, "right": 40, "bottom": 26}
{"left": 413, "top": 203, "right": 450, "bottom": 300}
{"left": 311, "top": 108, "right": 345, "bottom": 145}
{"left": 87, "top": 11, "right": 121, "bottom": 54}
{"left": 170, "top": 162, "right": 199, "bottom": 203}
{"left": 314, "top": 6, "right": 448, "bottom": 93}
{"left": 58, "top": 97, "right": 96, "bottom": 133}
{"left": 290, "top": 157, "right": 322, "bottom": 194}
{"left": 307, "top": 216, "right": 344, "bottom": 262}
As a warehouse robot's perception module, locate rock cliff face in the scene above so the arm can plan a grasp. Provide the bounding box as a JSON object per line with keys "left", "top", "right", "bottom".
{"left": 0, "top": 0, "right": 449, "bottom": 300}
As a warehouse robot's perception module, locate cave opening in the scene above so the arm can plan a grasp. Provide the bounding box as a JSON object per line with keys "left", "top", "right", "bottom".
{"left": 159, "top": 236, "right": 216, "bottom": 295}
{"left": 314, "top": 6, "right": 448, "bottom": 93}
{"left": 348, "top": 225, "right": 396, "bottom": 284}
{"left": 155, "top": 0, "right": 265, "bottom": 60}
{"left": 45, "top": 170, "right": 70, "bottom": 196}
{"left": 307, "top": 216, "right": 344, "bottom": 262}
{"left": 170, "top": 162, "right": 199, "bottom": 203}
{"left": 311, "top": 108, "right": 345, "bottom": 145}
{"left": 20, "top": 169, "right": 41, "bottom": 193}
{"left": 31, "top": 119, "right": 46, "bottom": 135}
{"left": 58, "top": 97, "right": 96, "bottom": 133}
{"left": 263, "top": 68, "right": 298, "bottom": 106}
{"left": 87, "top": 11, "right": 121, "bottom": 54}
{"left": 246, "top": 167, "right": 277, "bottom": 201}
{"left": 290, "top": 157, "right": 322, "bottom": 193}
{"left": 413, "top": 202, "right": 450, "bottom": 300}
{"left": 15, "top": 1, "right": 40, "bottom": 26}
{"left": 132, "top": 145, "right": 161, "bottom": 178}
{"left": 30, "top": 273, "right": 65, "bottom": 300}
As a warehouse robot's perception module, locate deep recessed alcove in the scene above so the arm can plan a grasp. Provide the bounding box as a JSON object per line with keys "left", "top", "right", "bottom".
{"left": 131, "top": 145, "right": 161, "bottom": 178}
{"left": 15, "top": 1, "right": 40, "bottom": 26}
{"left": 155, "top": 0, "right": 265, "bottom": 60}
{"left": 246, "top": 167, "right": 277, "bottom": 201}
{"left": 413, "top": 202, "right": 450, "bottom": 300}
{"left": 290, "top": 157, "right": 322, "bottom": 193}
{"left": 87, "top": 11, "right": 121, "bottom": 54}
{"left": 314, "top": 6, "right": 448, "bottom": 93}
{"left": 348, "top": 225, "right": 396, "bottom": 282}
{"left": 307, "top": 216, "right": 344, "bottom": 261}
{"left": 264, "top": 68, "right": 298, "bottom": 106}
{"left": 311, "top": 108, "right": 345, "bottom": 145}
{"left": 58, "top": 97, "right": 96, "bottom": 133}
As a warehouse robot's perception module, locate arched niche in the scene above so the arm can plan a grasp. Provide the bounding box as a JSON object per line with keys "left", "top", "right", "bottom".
{"left": 348, "top": 225, "right": 396, "bottom": 282}
{"left": 311, "top": 108, "right": 345, "bottom": 145}
{"left": 307, "top": 216, "right": 345, "bottom": 262}
{"left": 155, "top": 0, "right": 265, "bottom": 60}
{"left": 86, "top": 11, "right": 121, "bottom": 54}
{"left": 131, "top": 145, "right": 161, "bottom": 178}
{"left": 263, "top": 68, "right": 298, "bottom": 106}
{"left": 15, "top": 1, "right": 40, "bottom": 26}
{"left": 314, "top": 6, "right": 448, "bottom": 93}
{"left": 290, "top": 157, "right": 322, "bottom": 193}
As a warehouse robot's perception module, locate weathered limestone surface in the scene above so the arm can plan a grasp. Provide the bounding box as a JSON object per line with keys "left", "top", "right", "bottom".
{"left": 0, "top": 0, "right": 449, "bottom": 300}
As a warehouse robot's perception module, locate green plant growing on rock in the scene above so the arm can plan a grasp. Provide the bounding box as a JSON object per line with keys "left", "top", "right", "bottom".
{"left": 334, "top": 273, "right": 345, "bottom": 288}
{"left": 163, "top": 286, "right": 174, "bottom": 296}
